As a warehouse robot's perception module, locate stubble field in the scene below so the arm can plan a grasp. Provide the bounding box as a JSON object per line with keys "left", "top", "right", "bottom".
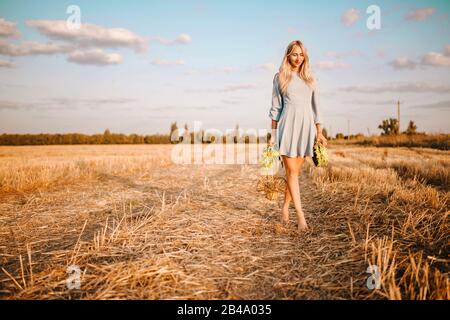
{"left": 0, "top": 143, "right": 448, "bottom": 299}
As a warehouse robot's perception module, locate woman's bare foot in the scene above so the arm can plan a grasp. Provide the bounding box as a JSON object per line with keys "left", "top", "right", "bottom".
{"left": 296, "top": 210, "right": 309, "bottom": 232}
{"left": 298, "top": 223, "right": 309, "bottom": 232}
{"left": 281, "top": 207, "right": 290, "bottom": 224}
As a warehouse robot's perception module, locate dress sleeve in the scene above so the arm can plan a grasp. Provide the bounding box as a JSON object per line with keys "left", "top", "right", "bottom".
{"left": 268, "top": 73, "right": 284, "bottom": 121}
{"left": 311, "top": 88, "right": 323, "bottom": 125}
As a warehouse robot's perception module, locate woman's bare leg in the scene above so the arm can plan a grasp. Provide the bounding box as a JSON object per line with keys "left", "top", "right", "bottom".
{"left": 281, "top": 179, "right": 292, "bottom": 223}
{"left": 281, "top": 155, "right": 309, "bottom": 232}
{"left": 294, "top": 156, "right": 309, "bottom": 231}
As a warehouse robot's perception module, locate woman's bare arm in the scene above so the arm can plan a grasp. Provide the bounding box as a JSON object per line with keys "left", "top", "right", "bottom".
{"left": 271, "top": 119, "right": 278, "bottom": 130}
{"left": 315, "top": 123, "right": 322, "bottom": 134}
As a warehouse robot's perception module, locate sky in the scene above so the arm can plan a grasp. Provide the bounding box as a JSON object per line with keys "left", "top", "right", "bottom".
{"left": 0, "top": 0, "right": 449, "bottom": 136}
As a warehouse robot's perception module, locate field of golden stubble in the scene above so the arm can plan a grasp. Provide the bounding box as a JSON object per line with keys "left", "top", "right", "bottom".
{"left": 0, "top": 143, "right": 448, "bottom": 299}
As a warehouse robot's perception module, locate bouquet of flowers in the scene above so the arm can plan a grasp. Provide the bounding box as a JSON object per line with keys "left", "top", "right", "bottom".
{"left": 312, "top": 141, "right": 329, "bottom": 167}
{"left": 256, "top": 145, "right": 286, "bottom": 201}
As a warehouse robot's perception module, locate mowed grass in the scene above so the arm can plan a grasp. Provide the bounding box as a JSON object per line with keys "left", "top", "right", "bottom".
{"left": 0, "top": 144, "right": 448, "bottom": 299}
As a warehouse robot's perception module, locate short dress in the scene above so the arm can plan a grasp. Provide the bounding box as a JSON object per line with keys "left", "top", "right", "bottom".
{"left": 268, "top": 72, "right": 323, "bottom": 158}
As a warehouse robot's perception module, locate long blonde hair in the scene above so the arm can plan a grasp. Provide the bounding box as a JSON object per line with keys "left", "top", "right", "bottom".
{"left": 278, "top": 40, "right": 316, "bottom": 95}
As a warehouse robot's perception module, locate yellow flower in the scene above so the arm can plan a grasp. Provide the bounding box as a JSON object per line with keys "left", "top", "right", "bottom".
{"left": 260, "top": 145, "right": 280, "bottom": 170}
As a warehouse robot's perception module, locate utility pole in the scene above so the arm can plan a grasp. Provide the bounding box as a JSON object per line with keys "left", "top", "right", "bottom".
{"left": 397, "top": 100, "right": 401, "bottom": 135}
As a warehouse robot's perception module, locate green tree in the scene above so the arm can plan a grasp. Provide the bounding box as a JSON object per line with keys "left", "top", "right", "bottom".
{"left": 404, "top": 120, "right": 417, "bottom": 135}
{"left": 378, "top": 118, "right": 399, "bottom": 135}
{"left": 103, "top": 128, "right": 112, "bottom": 144}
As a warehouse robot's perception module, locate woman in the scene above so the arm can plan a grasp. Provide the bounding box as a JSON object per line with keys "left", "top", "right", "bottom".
{"left": 268, "top": 40, "right": 327, "bottom": 233}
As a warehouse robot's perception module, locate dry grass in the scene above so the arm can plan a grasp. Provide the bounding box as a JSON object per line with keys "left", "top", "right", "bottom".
{"left": 333, "top": 133, "right": 450, "bottom": 150}
{"left": 309, "top": 146, "right": 449, "bottom": 299}
{"left": 0, "top": 144, "right": 448, "bottom": 299}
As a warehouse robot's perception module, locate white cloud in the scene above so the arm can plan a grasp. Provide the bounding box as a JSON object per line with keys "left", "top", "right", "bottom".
{"left": 44, "top": 97, "right": 137, "bottom": 107}
{"left": 0, "top": 60, "right": 14, "bottom": 68}
{"left": 0, "top": 19, "right": 150, "bottom": 67}
{"left": 341, "top": 9, "right": 360, "bottom": 27}
{"left": 174, "top": 33, "right": 192, "bottom": 44}
{"left": 388, "top": 57, "right": 417, "bottom": 69}
{"left": 215, "top": 66, "right": 239, "bottom": 73}
{"left": 410, "top": 100, "right": 450, "bottom": 110}
{"left": 389, "top": 45, "right": 450, "bottom": 69}
{"left": 151, "top": 104, "right": 224, "bottom": 111}
{"left": 421, "top": 52, "right": 450, "bottom": 67}
{"left": 26, "top": 20, "right": 148, "bottom": 52}
{"left": 255, "top": 63, "right": 275, "bottom": 71}
{"left": 190, "top": 83, "right": 257, "bottom": 93}
{"left": 405, "top": 8, "right": 435, "bottom": 21}
{"left": 445, "top": 45, "right": 450, "bottom": 56}
{"left": 184, "top": 66, "right": 239, "bottom": 75}
{"left": 324, "top": 50, "right": 363, "bottom": 59}
{"left": 217, "top": 84, "right": 257, "bottom": 92}
{"left": 150, "top": 33, "right": 192, "bottom": 45}
{"left": 0, "top": 97, "right": 137, "bottom": 110}
{"left": 67, "top": 49, "right": 122, "bottom": 66}
{"left": 0, "top": 18, "right": 20, "bottom": 38}
{"left": 0, "top": 100, "right": 33, "bottom": 110}
{"left": 341, "top": 82, "right": 450, "bottom": 93}
{"left": 151, "top": 58, "right": 186, "bottom": 66}
{"left": 315, "top": 60, "right": 350, "bottom": 70}
{"left": 0, "top": 39, "right": 74, "bottom": 56}
{"left": 344, "top": 99, "right": 400, "bottom": 106}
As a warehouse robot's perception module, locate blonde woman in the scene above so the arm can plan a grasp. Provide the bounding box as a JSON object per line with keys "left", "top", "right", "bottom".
{"left": 268, "top": 40, "right": 327, "bottom": 232}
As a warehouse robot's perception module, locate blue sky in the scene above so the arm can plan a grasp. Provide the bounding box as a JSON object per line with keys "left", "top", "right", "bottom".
{"left": 0, "top": 0, "right": 449, "bottom": 136}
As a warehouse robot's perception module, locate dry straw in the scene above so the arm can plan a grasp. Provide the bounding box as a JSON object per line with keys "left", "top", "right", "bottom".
{"left": 0, "top": 144, "right": 448, "bottom": 299}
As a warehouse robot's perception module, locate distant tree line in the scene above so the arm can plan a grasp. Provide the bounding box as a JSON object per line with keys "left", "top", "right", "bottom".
{"left": 0, "top": 123, "right": 269, "bottom": 146}
{"left": 170, "top": 122, "right": 268, "bottom": 145}
{"left": 333, "top": 119, "right": 419, "bottom": 140}
{"left": 0, "top": 119, "right": 423, "bottom": 145}
{"left": 0, "top": 129, "right": 170, "bottom": 145}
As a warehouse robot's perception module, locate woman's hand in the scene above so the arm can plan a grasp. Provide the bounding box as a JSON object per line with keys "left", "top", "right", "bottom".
{"left": 269, "top": 134, "right": 276, "bottom": 147}
{"left": 268, "top": 128, "right": 277, "bottom": 147}
{"left": 315, "top": 132, "right": 328, "bottom": 147}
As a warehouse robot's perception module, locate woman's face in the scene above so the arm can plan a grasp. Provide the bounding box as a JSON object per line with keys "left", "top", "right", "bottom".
{"left": 288, "top": 45, "right": 304, "bottom": 70}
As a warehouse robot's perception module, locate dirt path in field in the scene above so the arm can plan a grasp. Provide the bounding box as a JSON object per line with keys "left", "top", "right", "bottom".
{"left": 146, "top": 162, "right": 365, "bottom": 299}
{"left": 1, "top": 158, "right": 368, "bottom": 299}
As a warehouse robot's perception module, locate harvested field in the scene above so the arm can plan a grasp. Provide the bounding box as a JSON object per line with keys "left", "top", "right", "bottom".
{"left": 0, "top": 144, "right": 448, "bottom": 299}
